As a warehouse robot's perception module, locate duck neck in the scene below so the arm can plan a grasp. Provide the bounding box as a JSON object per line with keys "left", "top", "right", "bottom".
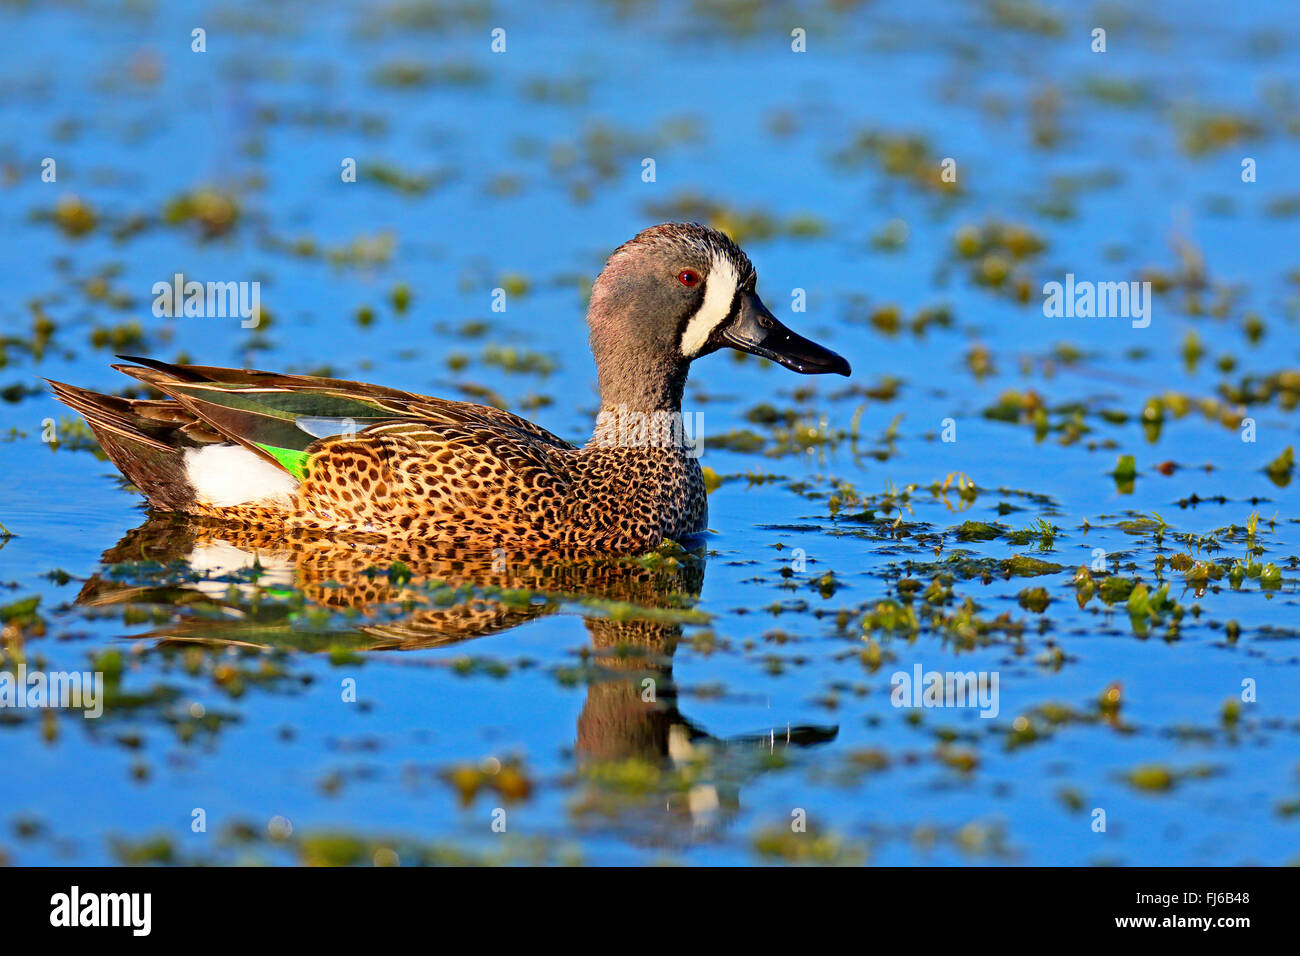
{"left": 588, "top": 359, "right": 694, "bottom": 451}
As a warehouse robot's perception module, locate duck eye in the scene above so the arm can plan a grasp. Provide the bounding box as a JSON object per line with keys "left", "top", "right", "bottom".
{"left": 678, "top": 270, "right": 700, "bottom": 287}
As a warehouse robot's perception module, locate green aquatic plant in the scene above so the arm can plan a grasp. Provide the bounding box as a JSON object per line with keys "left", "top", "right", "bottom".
{"left": 162, "top": 187, "right": 240, "bottom": 239}
{"left": 1112, "top": 455, "right": 1137, "bottom": 493}
{"left": 1263, "top": 446, "right": 1294, "bottom": 486}
{"left": 1018, "top": 587, "right": 1050, "bottom": 612}
{"left": 50, "top": 194, "right": 98, "bottom": 237}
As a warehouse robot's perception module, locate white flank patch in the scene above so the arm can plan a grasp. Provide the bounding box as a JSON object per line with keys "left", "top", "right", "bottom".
{"left": 679, "top": 252, "right": 739, "bottom": 358}
{"left": 668, "top": 723, "right": 695, "bottom": 763}
{"left": 184, "top": 444, "right": 297, "bottom": 508}
{"left": 188, "top": 540, "right": 296, "bottom": 599}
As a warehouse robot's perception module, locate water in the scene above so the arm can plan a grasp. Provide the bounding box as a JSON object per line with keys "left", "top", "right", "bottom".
{"left": 0, "top": 0, "right": 1297, "bottom": 865}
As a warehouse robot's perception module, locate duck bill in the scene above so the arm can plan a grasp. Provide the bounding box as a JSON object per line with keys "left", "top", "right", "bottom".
{"left": 713, "top": 291, "right": 851, "bottom": 376}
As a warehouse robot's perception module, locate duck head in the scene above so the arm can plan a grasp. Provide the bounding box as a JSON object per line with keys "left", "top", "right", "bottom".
{"left": 588, "top": 222, "right": 851, "bottom": 410}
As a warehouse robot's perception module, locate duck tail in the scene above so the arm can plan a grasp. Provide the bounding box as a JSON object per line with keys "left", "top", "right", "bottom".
{"left": 46, "top": 379, "right": 198, "bottom": 512}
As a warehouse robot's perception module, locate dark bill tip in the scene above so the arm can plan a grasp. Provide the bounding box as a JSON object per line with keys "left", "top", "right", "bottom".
{"left": 715, "top": 291, "right": 851, "bottom": 377}
{"left": 763, "top": 333, "right": 852, "bottom": 376}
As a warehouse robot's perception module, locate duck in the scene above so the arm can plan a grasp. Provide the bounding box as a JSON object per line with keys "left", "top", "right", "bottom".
{"left": 49, "top": 222, "right": 850, "bottom": 553}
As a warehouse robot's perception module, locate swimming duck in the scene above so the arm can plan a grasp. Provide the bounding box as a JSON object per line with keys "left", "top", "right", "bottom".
{"left": 50, "top": 222, "right": 850, "bottom": 553}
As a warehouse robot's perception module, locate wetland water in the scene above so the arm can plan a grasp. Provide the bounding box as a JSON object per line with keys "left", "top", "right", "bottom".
{"left": 0, "top": 0, "right": 1297, "bottom": 865}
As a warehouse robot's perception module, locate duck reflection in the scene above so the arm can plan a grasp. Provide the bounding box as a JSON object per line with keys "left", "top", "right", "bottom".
{"left": 79, "top": 513, "right": 836, "bottom": 840}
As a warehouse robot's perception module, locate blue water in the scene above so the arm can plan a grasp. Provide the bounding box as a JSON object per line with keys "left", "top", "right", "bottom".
{"left": 0, "top": 0, "right": 1297, "bottom": 865}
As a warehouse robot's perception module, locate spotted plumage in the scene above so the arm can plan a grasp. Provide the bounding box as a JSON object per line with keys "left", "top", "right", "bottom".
{"left": 50, "top": 222, "right": 850, "bottom": 554}
{"left": 78, "top": 512, "right": 706, "bottom": 650}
